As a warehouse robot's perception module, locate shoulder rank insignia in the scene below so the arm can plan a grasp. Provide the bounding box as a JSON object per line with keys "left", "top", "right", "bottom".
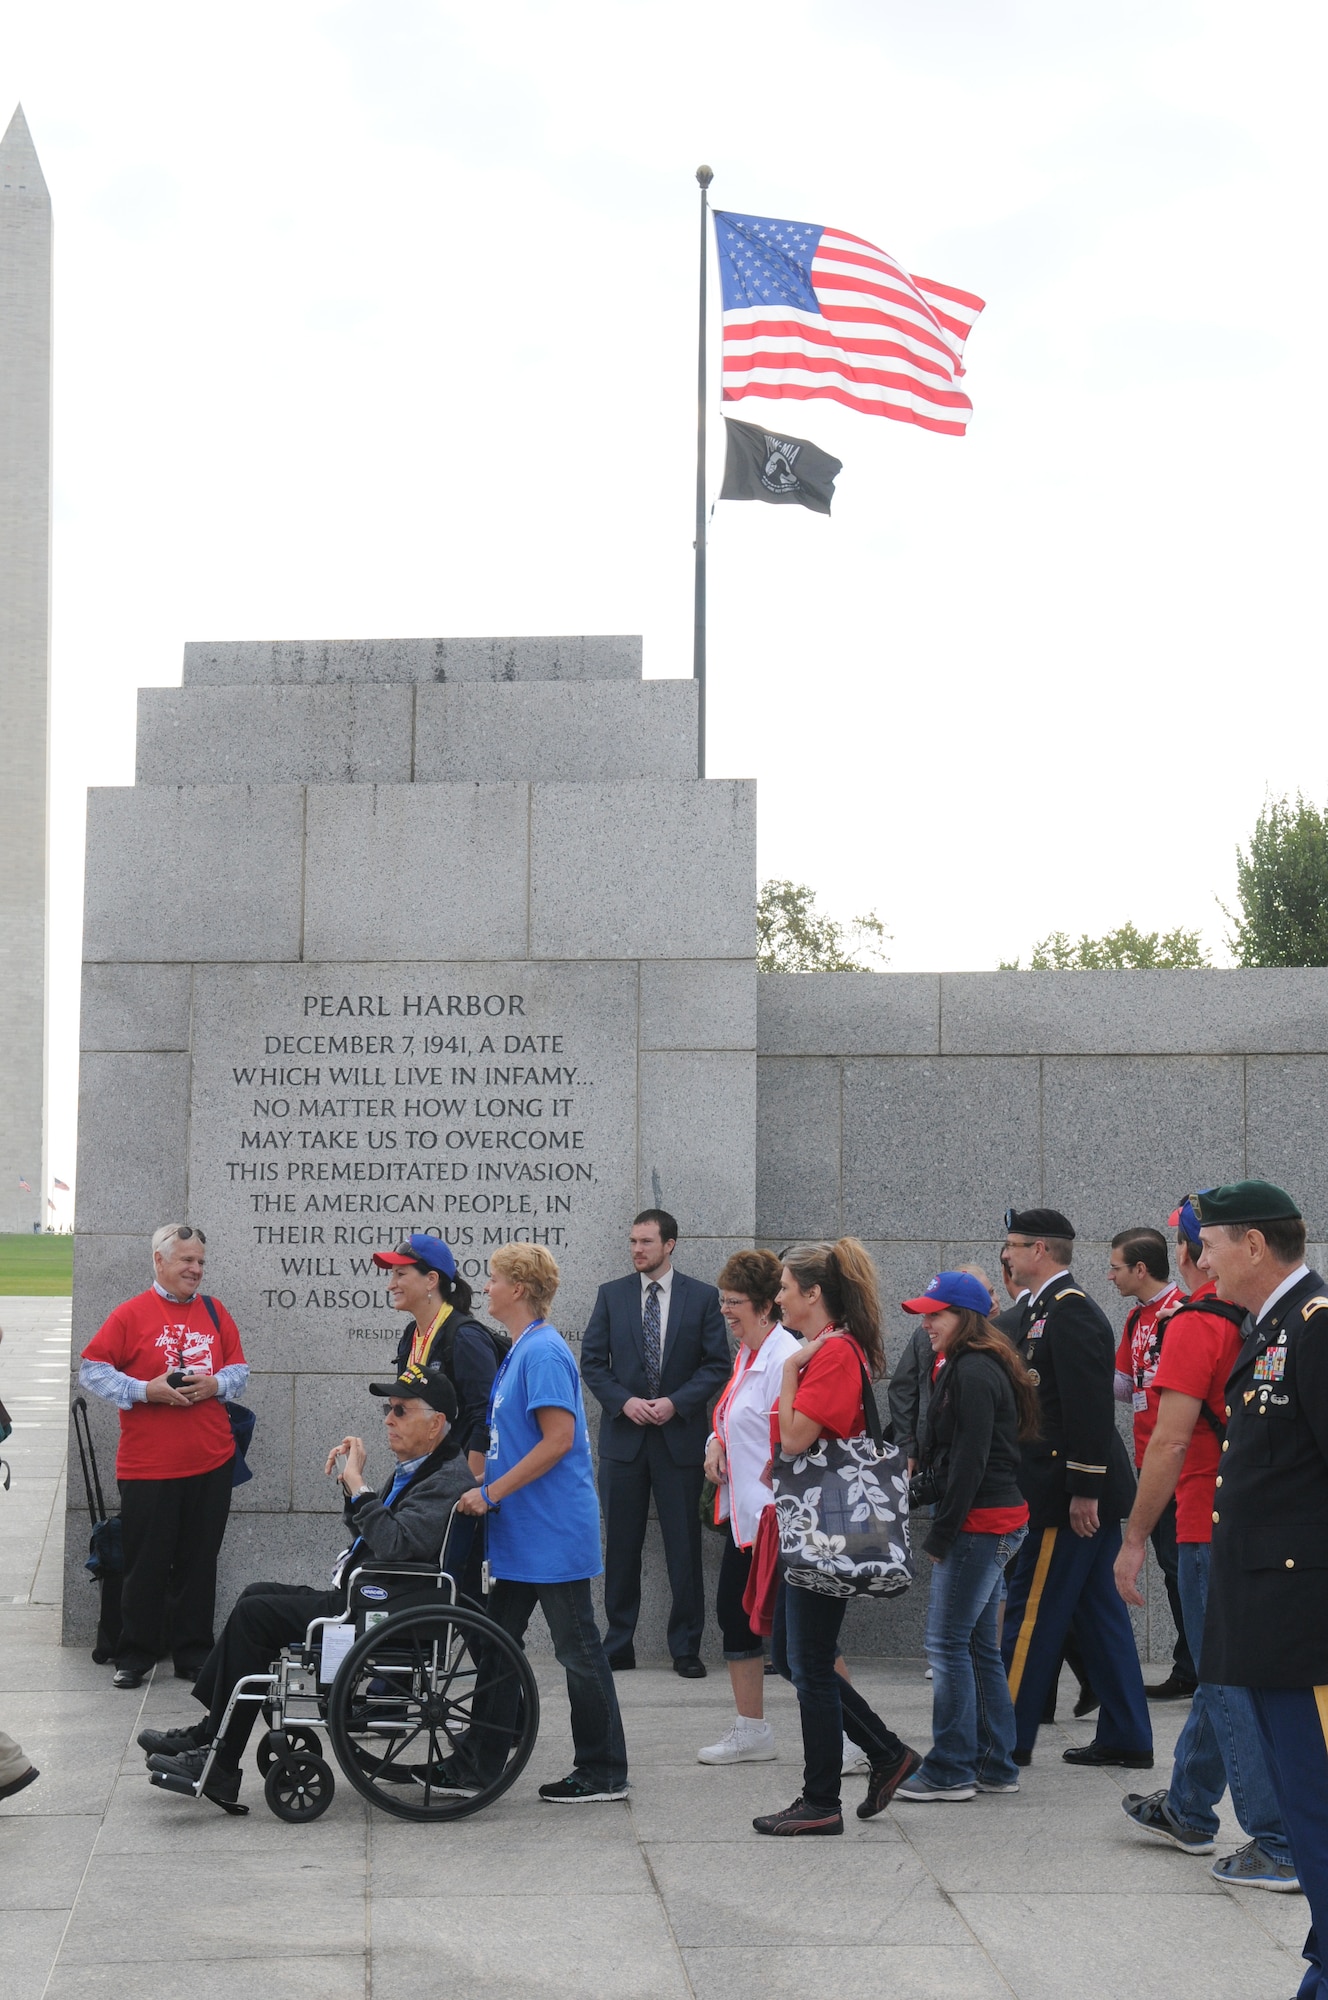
{"left": 1053, "top": 1288, "right": 1086, "bottom": 1302}
{"left": 1301, "top": 1296, "right": 1328, "bottom": 1321}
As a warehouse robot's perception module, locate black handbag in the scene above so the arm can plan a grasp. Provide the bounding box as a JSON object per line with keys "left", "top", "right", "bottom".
{"left": 199, "top": 1295, "right": 255, "bottom": 1486}
{"left": 771, "top": 1347, "right": 914, "bottom": 1599}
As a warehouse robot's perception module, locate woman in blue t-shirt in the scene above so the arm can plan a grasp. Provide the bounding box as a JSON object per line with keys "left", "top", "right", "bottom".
{"left": 454, "top": 1243, "right": 628, "bottom": 1803}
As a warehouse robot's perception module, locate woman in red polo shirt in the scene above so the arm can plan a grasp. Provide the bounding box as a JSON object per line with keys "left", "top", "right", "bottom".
{"left": 893, "top": 1271, "right": 1039, "bottom": 1802}
{"left": 752, "top": 1238, "right": 921, "bottom": 1837}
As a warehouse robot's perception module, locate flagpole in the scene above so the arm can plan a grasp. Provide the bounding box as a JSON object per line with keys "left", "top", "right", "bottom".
{"left": 694, "top": 163, "right": 712, "bottom": 780}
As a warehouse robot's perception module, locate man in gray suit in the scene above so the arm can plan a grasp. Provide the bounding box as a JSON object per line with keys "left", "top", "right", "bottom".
{"left": 581, "top": 1210, "right": 729, "bottom": 1677}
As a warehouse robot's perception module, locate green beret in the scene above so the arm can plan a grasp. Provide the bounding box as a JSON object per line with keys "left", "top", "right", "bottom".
{"left": 1191, "top": 1179, "right": 1302, "bottom": 1227}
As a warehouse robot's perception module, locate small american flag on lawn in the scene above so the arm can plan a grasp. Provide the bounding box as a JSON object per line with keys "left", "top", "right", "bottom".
{"left": 714, "top": 211, "right": 984, "bottom": 436}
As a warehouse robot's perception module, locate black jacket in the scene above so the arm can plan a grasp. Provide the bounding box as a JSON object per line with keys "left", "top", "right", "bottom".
{"left": 580, "top": 1270, "right": 730, "bottom": 1467}
{"left": 1201, "top": 1266, "right": 1328, "bottom": 1688}
{"left": 337, "top": 1433, "right": 476, "bottom": 1594}
{"left": 393, "top": 1313, "right": 500, "bottom": 1459}
{"left": 1015, "top": 1273, "right": 1136, "bottom": 1527}
{"left": 918, "top": 1350, "right": 1026, "bottom": 1560}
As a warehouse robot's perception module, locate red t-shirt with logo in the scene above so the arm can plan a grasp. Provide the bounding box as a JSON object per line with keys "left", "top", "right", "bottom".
{"left": 1148, "top": 1281, "right": 1242, "bottom": 1544}
{"left": 1115, "top": 1283, "right": 1184, "bottom": 1464}
{"left": 82, "top": 1289, "right": 244, "bottom": 1480}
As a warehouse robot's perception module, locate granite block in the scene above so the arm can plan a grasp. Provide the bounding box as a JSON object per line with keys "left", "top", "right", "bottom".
{"left": 79, "top": 964, "right": 191, "bottom": 1051}
{"left": 182, "top": 634, "right": 642, "bottom": 686}
{"left": 291, "top": 1372, "right": 402, "bottom": 1514}
{"left": 415, "top": 679, "right": 695, "bottom": 782}
{"left": 638, "top": 1052, "right": 756, "bottom": 1238}
{"left": 228, "top": 1372, "right": 294, "bottom": 1513}
{"left": 82, "top": 786, "right": 304, "bottom": 963}
{"left": 639, "top": 961, "right": 756, "bottom": 1051}
{"left": 74, "top": 1053, "right": 188, "bottom": 1234}
{"left": 71, "top": 1231, "right": 149, "bottom": 1351}
{"left": 303, "top": 785, "right": 528, "bottom": 960}
{"left": 530, "top": 781, "right": 755, "bottom": 960}
{"left": 1245, "top": 1056, "right": 1328, "bottom": 1233}
{"left": 942, "top": 967, "right": 1328, "bottom": 1055}
{"left": 1040, "top": 1057, "right": 1246, "bottom": 1241}
{"left": 665, "top": 1238, "right": 755, "bottom": 1293}
{"left": 135, "top": 683, "right": 412, "bottom": 785}
{"left": 758, "top": 974, "right": 941, "bottom": 1056}
{"left": 214, "top": 1509, "right": 331, "bottom": 1615}
{"left": 842, "top": 1058, "right": 1041, "bottom": 1241}
{"left": 755, "top": 1057, "right": 842, "bottom": 1241}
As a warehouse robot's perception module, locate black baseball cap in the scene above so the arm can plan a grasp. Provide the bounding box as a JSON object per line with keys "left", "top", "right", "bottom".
{"left": 368, "top": 1372, "right": 458, "bottom": 1419}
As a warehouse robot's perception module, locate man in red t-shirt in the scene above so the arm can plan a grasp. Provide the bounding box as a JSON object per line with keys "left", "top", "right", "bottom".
{"left": 1113, "top": 1202, "right": 1296, "bottom": 1888}
{"left": 80, "top": 1225, "right": 247, "bottom": 1688}
{"left": 1108, "top": 1227, "right": 1192, "bottom": 1699}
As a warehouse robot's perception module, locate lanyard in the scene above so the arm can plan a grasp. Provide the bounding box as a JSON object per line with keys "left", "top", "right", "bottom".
{"left": 406, "top": 1301, "right": 452, "bottom": 1376}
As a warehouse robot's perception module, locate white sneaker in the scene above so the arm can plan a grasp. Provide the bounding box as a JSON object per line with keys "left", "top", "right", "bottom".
{"left": 923, "top": 1667, "right": 934, "bottom": 1681}
{"left": 842, "top": 1733, "right": 871, "bottom": 1774}
{"left": 698, "top": 1717, "right": 776, "bottom": 1764}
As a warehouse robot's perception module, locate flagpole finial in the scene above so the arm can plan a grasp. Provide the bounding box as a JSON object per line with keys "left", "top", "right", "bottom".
{"left": 696, "top": 164, "right": 713, "bottom": 189}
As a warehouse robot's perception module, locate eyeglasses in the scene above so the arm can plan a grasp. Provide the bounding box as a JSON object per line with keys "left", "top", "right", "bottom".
{"left": 162, "top": 1225, "right": 206, "bottom": 1245}
{"left": 384, "top": 1401, "right": 414, "bottom": 1418}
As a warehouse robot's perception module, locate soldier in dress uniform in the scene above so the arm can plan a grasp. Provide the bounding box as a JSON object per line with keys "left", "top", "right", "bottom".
{"left": 998, "top": 1207, "right": 1153, "bottom": 1767}
{"left": 1197, "top": 1179, "right": 1328, "bottom": 2000}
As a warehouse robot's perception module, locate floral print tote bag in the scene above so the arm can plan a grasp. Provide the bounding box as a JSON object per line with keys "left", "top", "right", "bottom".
{"left": 771, "top": 1354, "right": 914, "bottom": 1599}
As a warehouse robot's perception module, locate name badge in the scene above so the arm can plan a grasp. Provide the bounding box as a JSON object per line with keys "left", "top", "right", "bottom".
{"left": 1132, "top": 1390, "right": 1149, "bottom": 1413}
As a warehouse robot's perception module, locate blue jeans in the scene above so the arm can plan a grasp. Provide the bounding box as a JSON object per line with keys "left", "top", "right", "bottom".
{"left": 921, "top": 1528, "right": 1026, "bottom": 1789}
{"left": 1167, "top": 1542, "right": 1292, "bottom": 1863}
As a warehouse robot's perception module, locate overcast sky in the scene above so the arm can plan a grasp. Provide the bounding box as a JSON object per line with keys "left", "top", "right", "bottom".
{"left": 5, "top": 1, "right": 1326, "bottom": 1196}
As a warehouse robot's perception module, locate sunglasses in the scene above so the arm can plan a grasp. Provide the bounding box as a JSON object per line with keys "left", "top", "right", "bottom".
{"left": 164, "top": 1225, "right": 206, "bottom": 1245}
{"left": 384, "top": 1401, "right": 415, "bottom": 1418}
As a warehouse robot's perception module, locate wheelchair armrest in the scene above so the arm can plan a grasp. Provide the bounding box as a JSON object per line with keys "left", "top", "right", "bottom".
{"left": 348, "top": 1560, "right": 443, "bottom": 1580}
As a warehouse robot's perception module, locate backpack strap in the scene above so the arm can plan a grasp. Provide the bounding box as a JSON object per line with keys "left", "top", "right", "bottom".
{"left": 200, "top": 1294, "right": 222, "bottom": 1335}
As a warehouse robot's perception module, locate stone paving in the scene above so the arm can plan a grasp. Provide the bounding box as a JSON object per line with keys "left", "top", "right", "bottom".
{"left": 1, "top": 1298, "right": 1308, "bottom": 1999}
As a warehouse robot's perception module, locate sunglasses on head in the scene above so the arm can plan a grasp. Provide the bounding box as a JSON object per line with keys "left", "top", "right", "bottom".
{"left": 164, "top": 1225, "right": 206, "bottom": 1245}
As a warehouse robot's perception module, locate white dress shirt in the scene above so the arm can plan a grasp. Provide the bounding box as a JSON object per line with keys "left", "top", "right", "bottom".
{"left": 1253, "top": 1263, "right": 1310, "bottom": 1327}
{"left": 710, "top": 1326, "right": 800, "bottom": 1547}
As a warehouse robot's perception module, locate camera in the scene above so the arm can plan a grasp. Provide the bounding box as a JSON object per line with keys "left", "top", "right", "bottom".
{"left": 908, "top": 1471, "right": 940, "bottom": 1510}
{"left": 166, "top": 1370, "right": 191, "bottom": 1389}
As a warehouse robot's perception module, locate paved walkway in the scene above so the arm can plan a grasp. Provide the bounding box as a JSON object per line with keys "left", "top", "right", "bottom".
{"left": 1, "top": 1297, "right": 1308, "bottom": 1999}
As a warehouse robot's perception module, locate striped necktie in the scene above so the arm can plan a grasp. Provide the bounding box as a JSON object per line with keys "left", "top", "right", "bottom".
{"left": 643, "top": 1281, "right": 662, "bottom": 1396}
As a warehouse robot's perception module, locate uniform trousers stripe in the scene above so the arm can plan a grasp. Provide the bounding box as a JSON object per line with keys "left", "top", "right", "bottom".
{"left": 1006, "top": 1527, "right": 1057, "bottom": 1701}
{"left": 1253, "top": 1686, "right": 1328, "bottom": 2000}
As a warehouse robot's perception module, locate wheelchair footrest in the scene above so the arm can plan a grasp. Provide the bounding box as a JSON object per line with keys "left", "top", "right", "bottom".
{"left": 149, "top": 1770, "right": 201, "bottom": 1799}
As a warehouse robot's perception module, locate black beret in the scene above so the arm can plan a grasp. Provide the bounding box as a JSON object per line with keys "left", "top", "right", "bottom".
{"left": 1005, "top": 1206, "right": 1076, "bottom": 1241}
{"left": 1191, "top": 1180, "right": 1301, "bottom": 1228}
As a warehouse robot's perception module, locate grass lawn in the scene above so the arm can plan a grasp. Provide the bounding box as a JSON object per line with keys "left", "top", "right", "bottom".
{"left": 0, "top": 1233, "right": 74, "bottom": 1295}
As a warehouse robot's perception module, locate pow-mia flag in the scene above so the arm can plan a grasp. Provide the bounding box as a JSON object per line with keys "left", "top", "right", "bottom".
{"left": 720, "top": 416, "right": 842, "bottom": 515}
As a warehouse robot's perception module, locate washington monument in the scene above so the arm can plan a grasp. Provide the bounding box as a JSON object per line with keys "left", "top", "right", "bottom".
{"left": 0, "top": 104, "right": 51, "bottom": 1233}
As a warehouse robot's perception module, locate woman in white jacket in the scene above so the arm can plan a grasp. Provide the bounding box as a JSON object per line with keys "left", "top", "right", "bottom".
{"left": 697, "top": 1250, "right": 800, "bottom": 1765}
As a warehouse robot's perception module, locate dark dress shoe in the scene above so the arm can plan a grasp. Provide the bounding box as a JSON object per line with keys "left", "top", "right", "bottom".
{"left": 1144, "top": 1669, "right": 1197, "bottom": 1701}
{"left": 1012, "top": 1747, "right": 1033, "bottom": 1767}
{"left": 112, "top": 1666, "right": 148, "bottom": 1690}
{"left": 138, "top": 1723, "right": 207, "bottom": 1758}
{"left": 605, "top": 1649, "right": 636, "bottom": 1672}
{"left": 1073, "top": 1685, "right": 1100, "bottom": 1718}
{"left": 1062, "top": 1742, "right": 1154, "bottom": 1769}
{"left": 0, "top": 1764, "right": 39, "bottom": 1802}
{"left": 174, "top": 1658, "right": 210, "bottom": 1681}
{"left": 673, "top": 1655, "right": 707, "bottom": 1679}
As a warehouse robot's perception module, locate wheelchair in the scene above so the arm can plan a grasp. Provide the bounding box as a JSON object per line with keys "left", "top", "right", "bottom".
{"left": 149, "top": 1522, "right": 540, "bottom": 1824}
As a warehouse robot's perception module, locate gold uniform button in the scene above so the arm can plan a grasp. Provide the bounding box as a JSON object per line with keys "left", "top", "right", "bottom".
{"left": 1222, "top": 1441, "right": 1229, "bottom": 1451}
{"left": 1225, "top": 1406, "right": 1231, "bottom": 1419}
{"left": 1212, "top": 1510, "right": 1220, "bottom": 1523}
{"left": 1286, "top": 1559, "right": 1296, "bottom": 1569}
{"left": 1215, "top": 1476, "right": 1222, "bottom": 1488}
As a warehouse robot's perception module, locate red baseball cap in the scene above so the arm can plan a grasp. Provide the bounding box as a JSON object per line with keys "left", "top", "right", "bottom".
{"left": 371, "top": 1233, "right": 458, "bottom": 1279}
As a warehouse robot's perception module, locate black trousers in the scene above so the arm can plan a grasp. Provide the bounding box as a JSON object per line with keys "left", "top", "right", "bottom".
{"left": 117, "top": 1459, "right": 234, "bottom": 1673}
{"left": 599, "top": 1430, "right": 705, "bottom": 1660}
{"left": 1150, "top": 1495, "right": 1197, "bottom": 1683}
{"left": 193, "top": 1581, "right": 343, "bottom": 1767}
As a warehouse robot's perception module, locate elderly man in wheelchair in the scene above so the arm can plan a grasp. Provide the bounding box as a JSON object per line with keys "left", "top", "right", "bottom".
{"left": 138, "top": 1368, "right": 498, "bottom": 1817}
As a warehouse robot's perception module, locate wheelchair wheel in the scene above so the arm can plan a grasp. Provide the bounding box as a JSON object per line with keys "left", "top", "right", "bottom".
{"left": 257, "top": 1727, "right": 322, "bottom": 1775}
{"left": 264, "top": 1751, "right": 335, "bottom": 1822}
{"left": 326, "top": 1602, "right": 539, "bottom": 1822}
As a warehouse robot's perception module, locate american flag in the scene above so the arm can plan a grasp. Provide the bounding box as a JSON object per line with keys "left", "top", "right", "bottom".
{"left": 18, "top": 1178, "right": 31, "bottom": 1192}
{"left": 714, "top": 211, "right": 984, "bottom": 436}
{"left": 54, "top": 1178, "right": 70, "bottom": 1191}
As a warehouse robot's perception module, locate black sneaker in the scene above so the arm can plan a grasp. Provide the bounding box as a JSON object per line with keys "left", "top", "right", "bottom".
{"left": 538, "top": 1773, "right": 629, "bottom": 1803}
{"left": 857, "top": 1745, "right": 923, "bottom": 1819}
{"left": 146, "top": 1747, "right": 241, "bottom": 1807}
{"left": 138, "top": 1724, "right": 207, "bottom": 1758}
{"left": 753, "top": 1795, "right": 844, "bottom": 1836}
{"left": 1122, "top": 1789, "right": 1215, "bottom": 1855}
{"left": 414, "top": 1758, "right": 481, "bottom": 1798}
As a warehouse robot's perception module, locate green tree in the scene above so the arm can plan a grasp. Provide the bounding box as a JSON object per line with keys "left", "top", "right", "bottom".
{"left": 1000, "top": 921, "right": 1209, "bottom": 971}
{"left": 1225, "top": 793, "right": 1328, "bottom": 967}
{"left": 757, "top": 879, "right": 890, "bottom": 973}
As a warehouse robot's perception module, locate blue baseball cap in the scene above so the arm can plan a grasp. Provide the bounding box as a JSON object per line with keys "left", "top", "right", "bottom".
{"left": 372, "top": 1232, "right": 458, "bottom": 1280}
{"left": 1168, "top": 1193, "right": 1211, "bottom": 1251}
{"left": 901, "top": 1271, "right": 994, "bottom": 1316}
